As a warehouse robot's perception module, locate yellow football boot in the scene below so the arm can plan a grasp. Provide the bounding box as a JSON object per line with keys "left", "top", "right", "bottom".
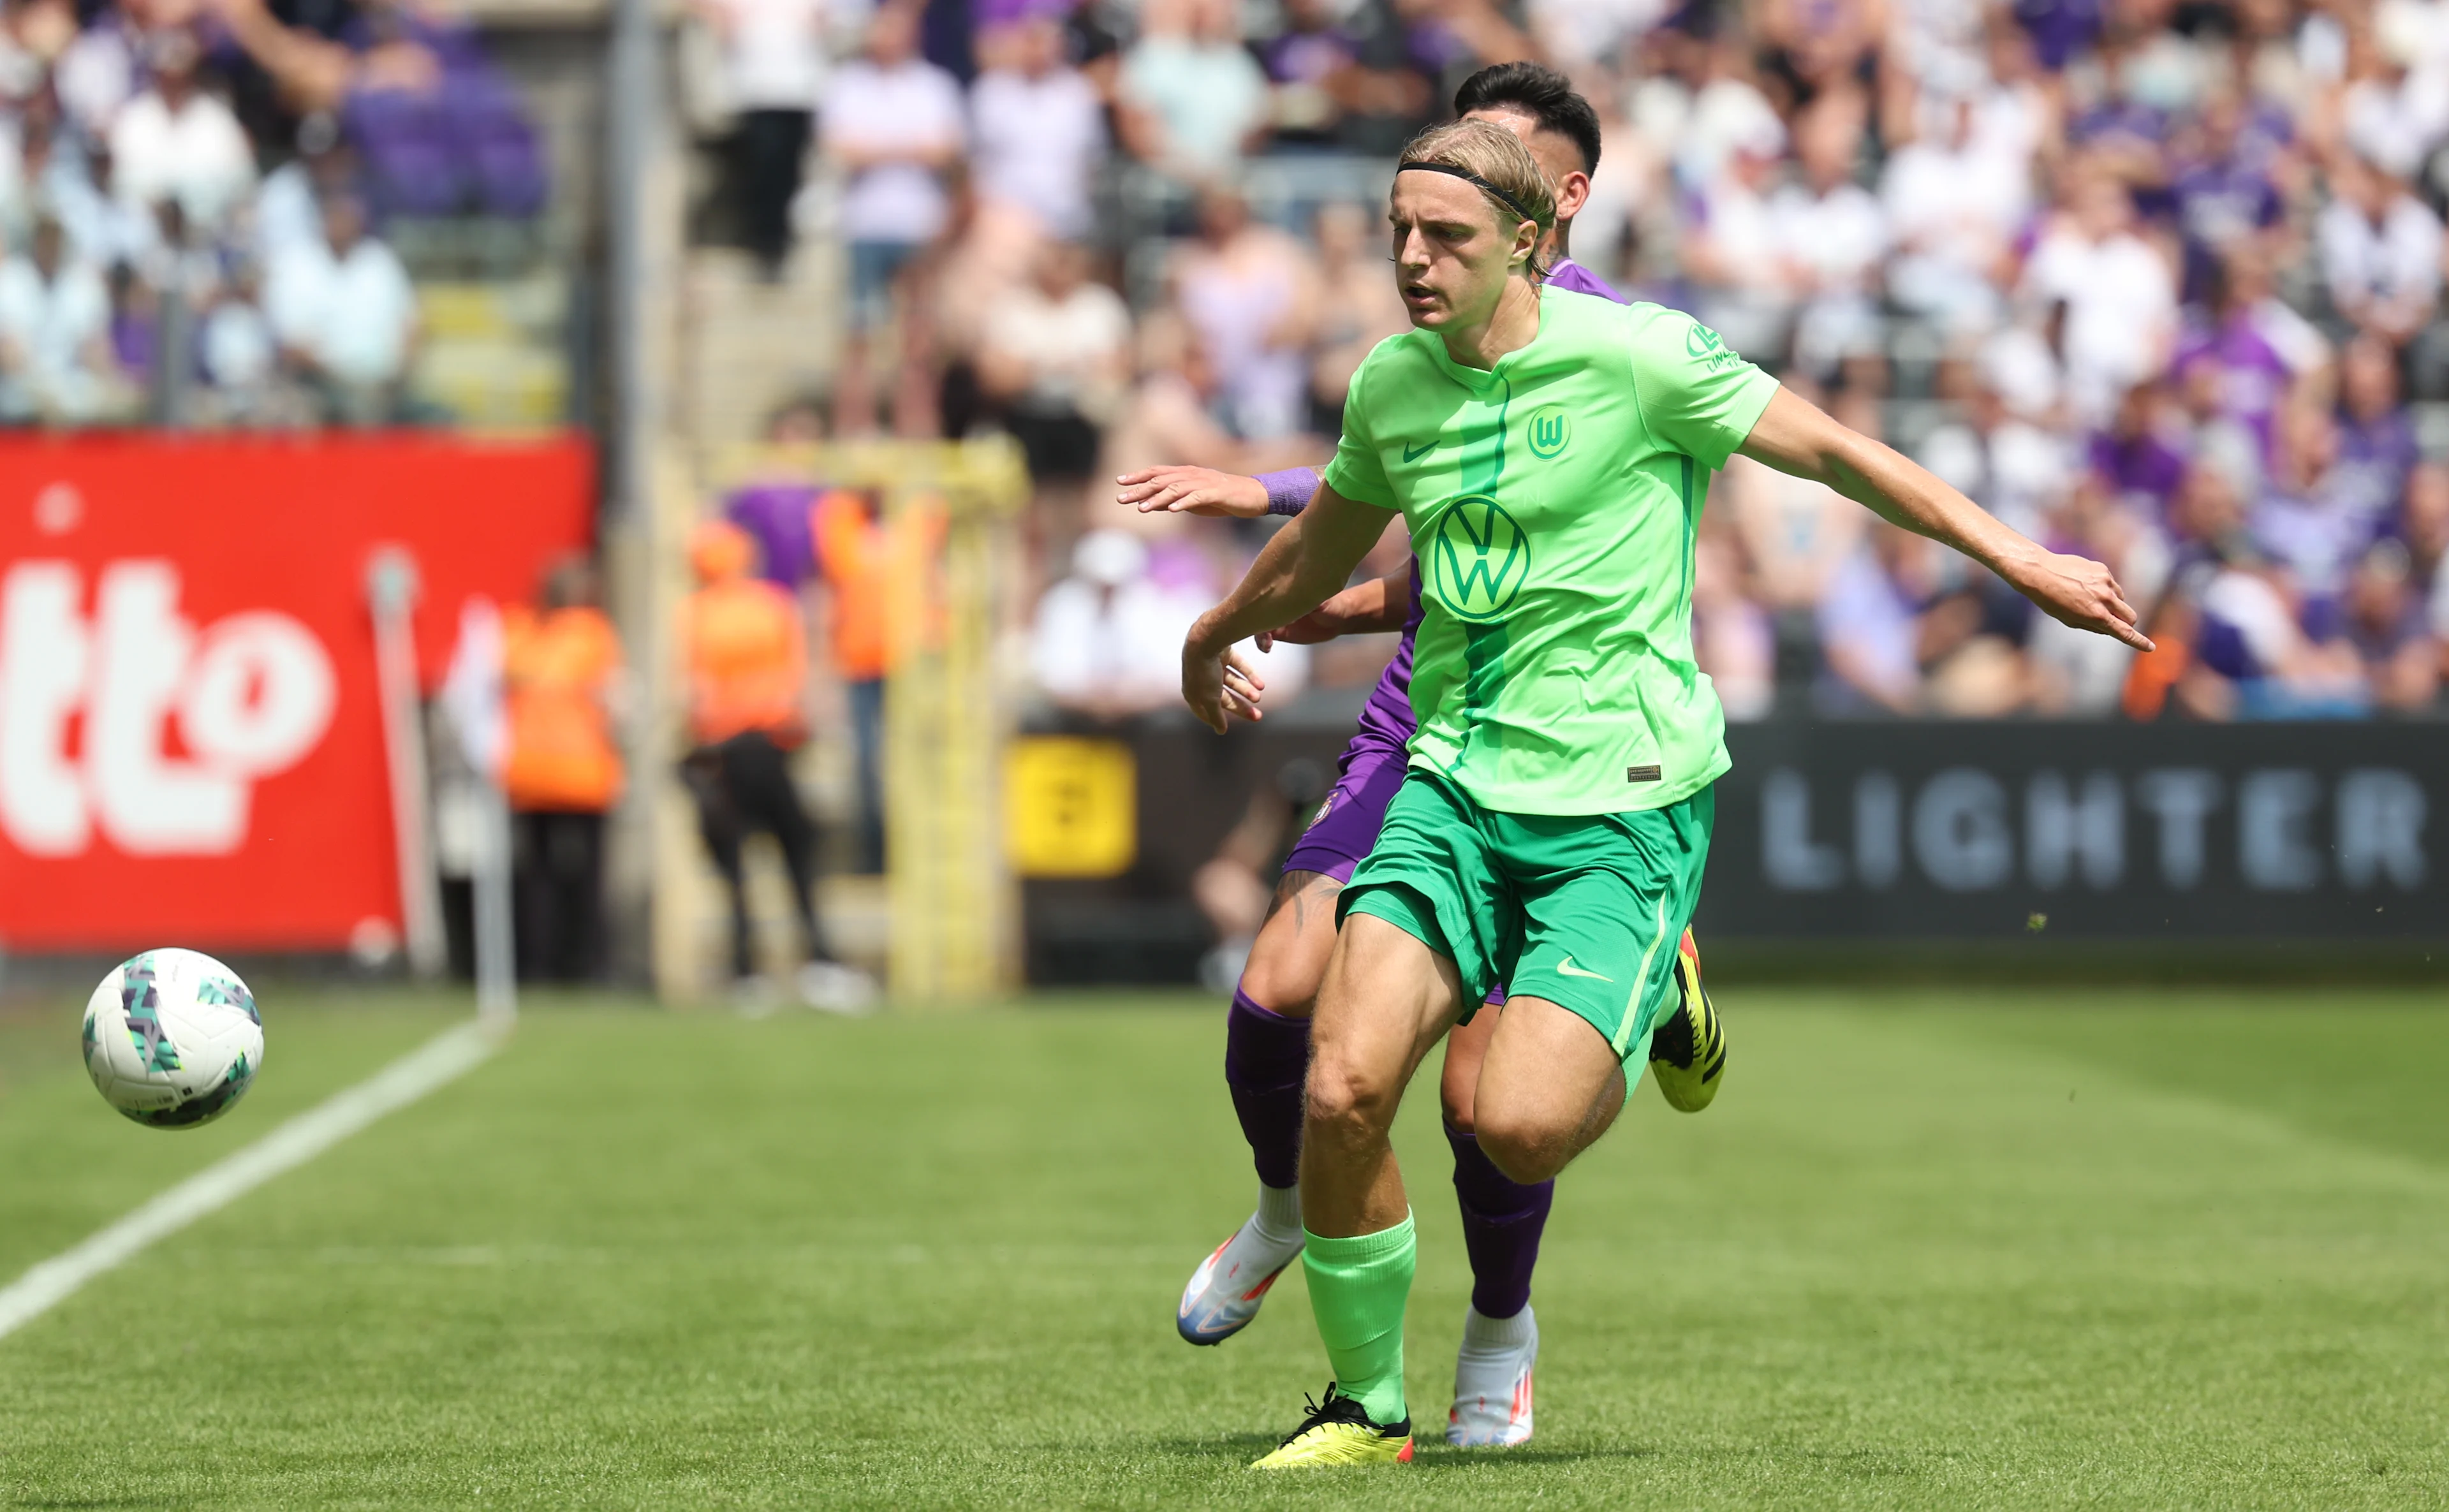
{"left": 1647, "top": 927, "right": 1726, "bottom": 1113}
{"left": 1250, "top": 1384, "right": 1415, "bottom": 1469}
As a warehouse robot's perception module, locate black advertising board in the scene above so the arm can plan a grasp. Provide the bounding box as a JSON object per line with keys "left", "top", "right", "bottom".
{"left": 1701, "top": 722, "right": 2447, "bottom": 941}
{"left": 1025, "top": 712, "right": 2448, "bottom": 982}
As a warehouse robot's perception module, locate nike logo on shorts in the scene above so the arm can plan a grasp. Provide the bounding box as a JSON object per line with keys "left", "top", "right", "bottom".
{"left": 1555, "top": 956, "right": 1614, "bottom": 981}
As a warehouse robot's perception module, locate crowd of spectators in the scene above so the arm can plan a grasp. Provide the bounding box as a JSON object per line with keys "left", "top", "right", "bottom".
{"left": 0, "top": 0, "right": 543, "bottom": 429}
{"left": 723, "top": 0, "right": 2449, "bottom": 723}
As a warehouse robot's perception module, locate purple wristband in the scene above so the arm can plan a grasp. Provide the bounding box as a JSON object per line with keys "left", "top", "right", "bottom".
{"left": 1258, "top": 467, "right": 1324, "bottom": 517}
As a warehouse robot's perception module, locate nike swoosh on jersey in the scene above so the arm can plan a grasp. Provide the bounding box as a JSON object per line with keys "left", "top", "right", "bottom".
{"left": 1554, "top": 956, "right": 1614, "bottom": 981}
{"left": 1402, "top": 439, "right": 1440, "bottom": 461}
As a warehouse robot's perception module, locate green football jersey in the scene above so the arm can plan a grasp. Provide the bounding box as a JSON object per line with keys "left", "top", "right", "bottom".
{"left": 1323, "top": 286, "right": 1779, "bottom": 816}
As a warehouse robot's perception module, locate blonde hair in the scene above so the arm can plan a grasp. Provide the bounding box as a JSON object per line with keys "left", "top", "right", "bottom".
{"left": 1395, "top": 119, "right": 1557, "bottom": 278}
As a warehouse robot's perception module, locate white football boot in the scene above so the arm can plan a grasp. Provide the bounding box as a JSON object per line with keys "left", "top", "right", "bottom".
{"left": 1447, "top": 1304, "right": 1537, "bottom": 1447}
{"left": 1176, "top": 1191, "right": 1303, "bottom": 1346}
{"left": 796, "top": 961, "right": 879, "bottom": 1015}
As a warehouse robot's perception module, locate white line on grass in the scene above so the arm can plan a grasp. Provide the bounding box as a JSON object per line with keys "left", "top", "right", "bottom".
{"left": 0, "top": 1018, "right": 499, "bottom": 1342}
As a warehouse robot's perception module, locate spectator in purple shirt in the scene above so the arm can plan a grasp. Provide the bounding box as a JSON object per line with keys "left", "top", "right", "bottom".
{"left": 2170, "top": 95, "right": 2286, "bottom": 300}
{"left": 2339, "top": 539, "right": 2439, "bottom": 710}
{"left": 2012, "top": 0, "right": 2103, "bottom": 73}
{"left": 724, "top": 399, "right": 827, "bottom": 591}
{"left": 2252, "top": 400, "right": 2368, "bottom": 608}
{"left": 2088, "top": 379, "right": 2189, "bottom": 520}
{"left": 1260, "top": 0, "right": 1364, "bottom": 150}
{"left": 2174, "top": 246, "right": 2327, "bottom": 464}
{"left": 2334, "top": 332, "right": 2418, "bottom": 533}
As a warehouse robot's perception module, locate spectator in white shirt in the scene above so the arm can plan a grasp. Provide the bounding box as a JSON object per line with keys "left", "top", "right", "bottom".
{"left": 55, "top": 8, "right": 139, "bottom": 143}
{"left": 978, "top": 240, "right": 1132, "bottom": 488}
{"left": 693, "top": 0, "right": 832, "bottom": 276}
{"left": 969, "top": 15, "right": 1106, "bottom": 240}
{"left": 254, "top": 114, "right": 357, "bottom": 267}
{"left": 1118, "top": 0, "right": 1270, "bottom": 188}
{"left": 1031, "top": 528, "right": 1211, "bottom": 717}
{"left": 2339, "top": 30, "right": 2449, "bottom": 182}
{"left": 108, "top": 31, "right": 256, "bottom": 231}
{"left": 1769, "top": 91, "right": 1886, "bottom": 380}
{"left": 1170, "top": 187, "right": 1319, "bottom": 441}
{"left": 267, "top": 193, "right": 419, "bottom": 425}
{"left": 820, "top": 1, "right": 963, "bottom": 432}
{"left": 2019, "top": 166, "right": 2179, "bottom": 428}
{"left": 1679, "top": 113, "right": 1791, "bottom": 365}
{"left": 1881, "top": 92, "right": 2027, "bottom": 337}
{"left": 2317, "top": 150, "right": 2445, "bottom": 346}
{"left": 200, "top": 256, "right": 299, "bottom": 427}
{"left": 0, "top": 214, "right": 122, "bottom": 423}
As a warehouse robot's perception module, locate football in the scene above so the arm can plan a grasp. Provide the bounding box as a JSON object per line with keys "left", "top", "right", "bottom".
{"left": 82, "top": 950, "right": 265, "bottom": 1130}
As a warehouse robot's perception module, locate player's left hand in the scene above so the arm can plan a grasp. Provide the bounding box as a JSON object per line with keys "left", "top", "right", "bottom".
{"left": 1183, "top": 640, "right": 1268, "bottom": 732}
{"left": 2007, "top": 550, "right": 2155, "bottom": 652}
{"left": 1118, "top": 466, "right": 1270, "bottom": 519}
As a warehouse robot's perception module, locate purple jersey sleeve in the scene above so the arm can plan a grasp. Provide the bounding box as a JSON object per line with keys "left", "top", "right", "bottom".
{"left": 1258, "top": 467, "right": 1324, "bottom": 515}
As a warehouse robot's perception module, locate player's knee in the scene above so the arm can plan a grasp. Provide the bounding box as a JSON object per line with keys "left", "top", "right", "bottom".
{"left": 1303, "top": 1052, "right": 1396, "bottom": 1137}
{"left": 1237, "top": 951, "right": 1319, "bottom": 1018}
{"left": 1472, "top": 1109, "right": 1564, "bottom": 1185}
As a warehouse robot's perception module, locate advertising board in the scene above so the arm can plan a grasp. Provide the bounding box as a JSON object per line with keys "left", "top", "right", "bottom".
{"left": 0, "top": 434, "right": 592, "bottom": 950}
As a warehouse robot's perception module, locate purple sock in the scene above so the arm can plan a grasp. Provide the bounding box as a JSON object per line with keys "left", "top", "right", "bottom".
{"left": 1445, "top": 1120, "right": 1554, "bottom": 1320}
{"left": 1224, "top": 988, "right": 1311, "bottom": 1189}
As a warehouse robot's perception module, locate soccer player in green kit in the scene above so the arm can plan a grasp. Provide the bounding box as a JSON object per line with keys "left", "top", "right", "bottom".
{"left": 1182, "top": 119, "right": 2152, "bottom": 1469}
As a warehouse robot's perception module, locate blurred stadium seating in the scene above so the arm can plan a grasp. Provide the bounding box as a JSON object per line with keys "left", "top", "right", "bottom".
{"left": 5, "top": 0, "right": 2448, "bottom": 987}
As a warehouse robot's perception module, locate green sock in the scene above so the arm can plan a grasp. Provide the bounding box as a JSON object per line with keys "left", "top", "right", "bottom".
{"left": 1301, "top": 1214, "right": 1416, "bottom": 1427}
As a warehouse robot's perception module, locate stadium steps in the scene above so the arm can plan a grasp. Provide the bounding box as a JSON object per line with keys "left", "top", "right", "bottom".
{"left": 409, "top": 277, "right": 573, "bottom": 431}
{"left": 677, "top": 245, "right": 843, "bottom": 453}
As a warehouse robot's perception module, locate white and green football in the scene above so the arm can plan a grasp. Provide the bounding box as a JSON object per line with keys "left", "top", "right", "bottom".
{"left": 82, "top": 950, "right": 264, "bottom": 1130}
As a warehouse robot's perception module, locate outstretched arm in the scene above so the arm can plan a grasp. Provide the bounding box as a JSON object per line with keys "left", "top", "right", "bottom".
{"left": 1119, "top": 465, "right": 1320, "bottom": 518}
{"left": 1737, "top": 386, "right": 2152, "bottom": 651}
{"left": 1184, "top": 483, "right": 1392, "bottom": 731}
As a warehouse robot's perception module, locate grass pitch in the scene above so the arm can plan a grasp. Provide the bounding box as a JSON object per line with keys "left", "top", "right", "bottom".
{"left": 0, "top": 983, "right": 2444, "bottom": 1509}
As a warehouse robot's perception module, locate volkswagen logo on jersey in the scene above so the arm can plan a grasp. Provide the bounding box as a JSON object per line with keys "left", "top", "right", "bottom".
{"left": 1429, "top": 495, "right": 1531, "bottom": 622}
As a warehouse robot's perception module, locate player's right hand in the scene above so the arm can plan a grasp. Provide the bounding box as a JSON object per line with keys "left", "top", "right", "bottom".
{"left": 2008, "top": 550, "right": 2156, "bottom": 653}
{"left": 1258, "top": 605, "right": 1348, "bottom": 650}
{"left": 1182, "top": 640, "right": 1267, "bottom": 733}
{"left": 1119, "top": 466, "right": 1270, "bottom": 519}
{"left": 1256, "top": 573, "right": 1406, "bottom": 649}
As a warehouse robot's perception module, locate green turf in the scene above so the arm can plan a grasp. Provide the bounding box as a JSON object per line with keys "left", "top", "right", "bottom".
{"left": 1, "top": 985, "right": 2444, "bottom": 1509}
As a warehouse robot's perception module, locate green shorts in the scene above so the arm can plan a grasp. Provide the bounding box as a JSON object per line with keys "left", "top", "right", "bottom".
{"left": 1337, "top": 768, "right": 1714, "bottom": 1066}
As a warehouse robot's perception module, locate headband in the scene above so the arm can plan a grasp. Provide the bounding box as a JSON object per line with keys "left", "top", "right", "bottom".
{"left": 1395, "top": 161, "right": 1541, "bottom": 226}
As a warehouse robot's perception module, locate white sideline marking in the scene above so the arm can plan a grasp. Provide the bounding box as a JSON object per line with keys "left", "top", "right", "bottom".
{"left": 0, "top": 1019, "right": 499, "bottom": 1342}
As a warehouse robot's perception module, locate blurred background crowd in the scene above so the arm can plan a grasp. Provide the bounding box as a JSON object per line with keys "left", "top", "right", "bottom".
{"left": 0, "top": 0, "right": 552, "bottom": 429}
{"left": 13, "top": 0, "right": 2440, "bottom": 990}
{"left": 693, "top": 0, "right": 2449, "bottom": 725}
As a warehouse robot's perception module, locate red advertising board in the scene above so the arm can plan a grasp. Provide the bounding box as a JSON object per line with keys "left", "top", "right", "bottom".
{"left": 0, "top": 433, "right": 594, "bottom": 951}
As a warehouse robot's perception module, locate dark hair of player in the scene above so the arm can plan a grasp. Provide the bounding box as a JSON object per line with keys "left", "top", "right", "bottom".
{"left": 1452, "top": 62, "right": 1602, "bottom": 176}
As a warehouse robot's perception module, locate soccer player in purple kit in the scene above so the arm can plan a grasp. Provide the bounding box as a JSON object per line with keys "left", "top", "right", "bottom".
{"left": 1115, "top": 62, "right": 1723, "bottom": 1450}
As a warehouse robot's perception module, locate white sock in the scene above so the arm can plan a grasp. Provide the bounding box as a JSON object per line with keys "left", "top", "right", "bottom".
{"left": 1252, "top": 1182, "right": 1303, "bottom": 1246}
{"left": 1461, "top": 1302, "right": 1536, "bottom": 1351}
